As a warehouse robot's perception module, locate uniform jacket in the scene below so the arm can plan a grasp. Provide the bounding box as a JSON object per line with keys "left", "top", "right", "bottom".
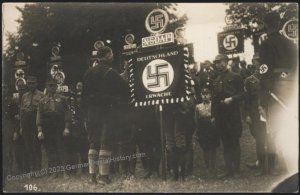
{"left": 36, "top": 93, "right": 71, "bottom": 129}
{"left": 212, "top": 69, "right": 243, "bottom": 117}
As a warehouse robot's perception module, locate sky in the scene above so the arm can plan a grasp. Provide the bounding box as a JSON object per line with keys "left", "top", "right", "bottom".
{"left": 2, "top": 3, "right": 253, "bottom": 63}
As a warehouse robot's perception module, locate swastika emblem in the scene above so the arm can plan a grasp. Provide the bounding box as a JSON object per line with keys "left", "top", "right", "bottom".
{"left": 223, "top": 35, "right": 238, "bottom": 50}
{"left": 142, "top": 59, "right": 174, "bottom": 92}
{"left": 259, "top": 64, "right": 268, "bottom": 74}
{"left": 283, "top": 19, "right": 298, "bottom": 41}
{"left": 145, "top": 9, "right": 169, "bottom": 34}
{"left": 259, "top": 33, "right": 268, "bottom": 45}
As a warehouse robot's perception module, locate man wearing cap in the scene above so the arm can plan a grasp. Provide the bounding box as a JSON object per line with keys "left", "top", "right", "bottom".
{"left": 20, "top": 76, "right": 44, "bottom": 173}
{"left": 36, "top": 78, "right": 71, "bottom": 180}
{"left": 211, "top": 54, "right": 244, "bottom": 178}
{"left": 259, "top": 12, "right": 298, "bottom": 175}
{"left": 244, "top": 53, "right": 268, "bottom": 176}
{"left": 82, "top": 46, "right": 129, "bottom": 184}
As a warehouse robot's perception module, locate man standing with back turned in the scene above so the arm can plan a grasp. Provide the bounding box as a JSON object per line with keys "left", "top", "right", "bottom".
{"left": 82, "top": 46, "right": 129, "bottom": 185}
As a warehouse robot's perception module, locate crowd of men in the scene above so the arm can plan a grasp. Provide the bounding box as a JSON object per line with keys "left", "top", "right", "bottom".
{"left": 4, "top": 12, "right": 297, "bottom": 186}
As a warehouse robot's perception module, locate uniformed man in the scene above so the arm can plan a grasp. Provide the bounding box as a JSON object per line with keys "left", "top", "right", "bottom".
{"left": 211, "top": 54, "right": 244, "bottom": 179}
{"left": 259, "top": 12, "right": 298, "bottom": 175}
{"left": 36, "top": 78, "right": 71, "bottom": 180}
{"left": 66, "top": 82, "right": 89, "bottom": 175}
{"left": 244, "top": 53, "right": 268, "bottom": 176}
{"left": 7, "top": 84, "right": 27, "bottom": 175}
{"left": 20, "top": 76, "right": 44, "bottom": 173}
{"left": 82, "top": 46, "right": 129, "bottom": 184}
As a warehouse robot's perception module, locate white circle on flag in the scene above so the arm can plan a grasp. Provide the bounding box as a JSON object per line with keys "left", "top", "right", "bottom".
{"left": 223, "top": 34, "right": 238, "bottom": 50}
{"left": 259, "top": 64, "right": 268, "bottom": 74}
{"left": 142, "top": 59, "right": 174, "bottom": 93}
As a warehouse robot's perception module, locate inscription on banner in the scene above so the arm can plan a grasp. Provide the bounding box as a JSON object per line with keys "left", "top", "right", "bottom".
{"left": 142, "top": 32, "right": 174, "bottom": 48}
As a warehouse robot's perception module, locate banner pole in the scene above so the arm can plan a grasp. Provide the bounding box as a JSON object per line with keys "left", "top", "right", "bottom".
{"left": 159, "top": 104, "right": 167, "bottom": 181}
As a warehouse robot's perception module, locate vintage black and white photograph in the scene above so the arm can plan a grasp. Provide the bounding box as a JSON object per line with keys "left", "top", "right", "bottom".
{"left": 2, "top": 2, "right": 299, "bottom": 193}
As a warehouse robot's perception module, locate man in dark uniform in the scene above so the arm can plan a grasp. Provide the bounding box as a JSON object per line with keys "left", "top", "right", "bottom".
{"left": 211, "top": 54, "right": 244, "bottom": 179}
{"left": 7, "top": 84, "right": 27, "bottom": 175}
{"left": 244, "top": 53, "right": 268, "bottom": 176}
{"left": 82, "top": 46, "right": 129, "bottom": 184}
{"left": 20, "top": 76, "right": 44, "bottom": 173}
{"left": 36, "top": 78, "right": 71, "bottom": 180}
{"left": 259, "top": 12, "right": 298, "bottom": 175}
{"left": 66, "top": 81, "right": 89, "bottom": 175}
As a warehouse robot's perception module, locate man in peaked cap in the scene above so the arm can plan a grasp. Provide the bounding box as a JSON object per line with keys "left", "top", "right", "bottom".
{"left": 212, "top": 53, "right": 244, "bottom": 179}
{"left": 36, "top": 77, "right": 71, "bottom": 180}
{"left": 20, "top": 76, "right": 44, "bottom": 173}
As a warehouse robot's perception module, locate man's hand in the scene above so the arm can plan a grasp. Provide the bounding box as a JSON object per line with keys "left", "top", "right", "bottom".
{"left": 13, "top": 132, "right": 19, "bottom": 141}
{"left": 19, "top": 128, "right": 23, "bottom": 136}
{"left": 246, "top": 116, "right": 252, "bottom": 125}
{"left": 211, "top": 117, "right": 215, "bottom": 124}
{"left": 223, "top": 97, "right": 233, "bottom": 105}
{"left": 63, "top": 128, "right": 70, "bottom": 137}
{"left": 38, "top": 131, "right": 44, "bottom": 140}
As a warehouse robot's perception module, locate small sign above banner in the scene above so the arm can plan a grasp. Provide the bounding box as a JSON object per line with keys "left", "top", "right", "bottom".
{"left": 142, "top": 32, "right": 174, "bottom": 48}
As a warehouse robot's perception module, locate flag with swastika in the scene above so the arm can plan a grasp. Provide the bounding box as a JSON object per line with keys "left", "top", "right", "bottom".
{"left": 218, "top": 29, "right": 244, "bottom": 55}
{"left": 128, "top": 45, "right": 193, "bottom": 107}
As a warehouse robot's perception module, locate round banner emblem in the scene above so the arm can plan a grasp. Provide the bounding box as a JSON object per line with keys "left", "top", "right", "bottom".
{"left": 16, "top": 52, "right": 25, "bottom": 61}
{"left": 145, "top": 9, "right": 169, "bottom": 34}
{"left": 52, "top": 46, "right": 60, "bottom": 56}
{"left": 282, "top": 19, "right": 298, "bottom": 41}
{"left": 15, "top": 78, "right": 26, "bottom": 91}
{"left": 94, "top": 41, "right": 105, "bottom": 50}
{"left": 53, "top": 71, "right": 65, "bottom": 85}
{"left": 259, "top": 64, "right": 268, "bottom": 74}
{"left": 50, "top": 64, "right": 59, "bottom": 77}
{"left": 223, "top": 34, "right": 238, "bottom": 50}
{"left": 125, "top": 34, "right": 135, "bottom": 45}
{"left": 225, "top": 14, "right": 234, "bottom": 25}
{"left": 142, "top": 59, "right": 174, "bottom": 93}
{"left": 15, "top": 69, "right": 25, "bottom": 79}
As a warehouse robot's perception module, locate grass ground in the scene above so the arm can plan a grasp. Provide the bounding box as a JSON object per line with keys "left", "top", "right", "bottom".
{"left": 3, "top": 123, "right": 289, "bottom": 193}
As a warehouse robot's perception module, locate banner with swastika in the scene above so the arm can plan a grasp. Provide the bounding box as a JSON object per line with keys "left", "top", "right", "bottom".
{"left": 218, "top": 29, "right": 244, "bottom": 55}
{"left": 128, "top": 45, "right": 193, "bottom": 107}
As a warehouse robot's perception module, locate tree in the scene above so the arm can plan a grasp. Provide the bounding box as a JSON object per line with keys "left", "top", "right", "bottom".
{"left": 225, "top": 3, "right": 298, "bottom": 38}
{"left": 4, "top": 3, "right": 188, "bottom": 90}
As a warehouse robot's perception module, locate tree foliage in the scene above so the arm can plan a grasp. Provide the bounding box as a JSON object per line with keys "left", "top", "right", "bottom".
{"left": 225, "top": 3, "right": 298, "bottom": 38}
{"left": 4, "top": 3, "right": 187, "bottom": 90}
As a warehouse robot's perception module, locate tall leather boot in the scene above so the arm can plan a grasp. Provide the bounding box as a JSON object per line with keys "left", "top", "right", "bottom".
{"left": 171, "top": 148, "right": 179, "bottom": 181}
{"left": 233, "top": 144, "right": 241, "bottom": 174}
{"left": 267, "top": 153, "right": 278, "bottom": 175}
{"left": 178, "top": 147, "right": 186, "bottom": 181}
{"left": 255, "top": 153, "right": 267, "bottom": 176}
{"left": 185, "top": 148, "right": 194, "bottom": 177}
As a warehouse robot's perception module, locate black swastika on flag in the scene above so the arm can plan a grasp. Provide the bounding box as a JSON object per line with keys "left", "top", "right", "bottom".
{"left": 223, "top": 35, "right": 238, "bottom": 50}
{"left": 147, "top": 63, "right": 169, "bottom": 88}
{"left": 150, "top": 14, "right": 165, "bottom": 30}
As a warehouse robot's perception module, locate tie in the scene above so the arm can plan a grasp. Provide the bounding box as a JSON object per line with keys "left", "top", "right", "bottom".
{"left": 50, "top": 97, "right": 55, "bottom": 112}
